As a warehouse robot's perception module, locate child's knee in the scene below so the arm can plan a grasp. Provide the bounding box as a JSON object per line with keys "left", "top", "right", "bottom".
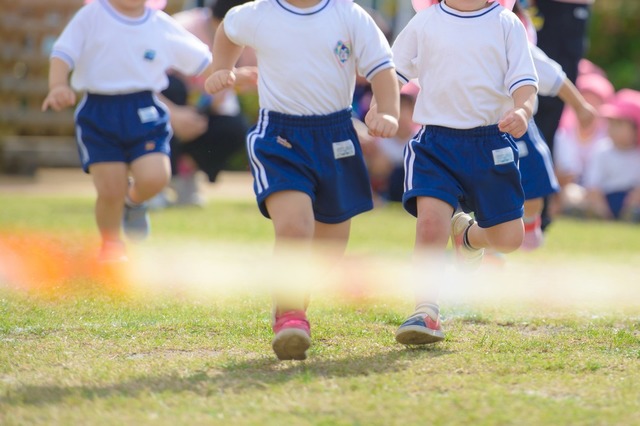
{"left": 136, "top": 172, "right": 171, "bottom": 192}
{"left": 486, "top": 222, "right": 524, "bottom": 253}
{"left": 415, "top": 216, "right": 450, "bottom": 246}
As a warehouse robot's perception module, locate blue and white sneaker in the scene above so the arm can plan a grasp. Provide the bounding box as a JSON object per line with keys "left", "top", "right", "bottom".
{"left": 123, "top": 202, "right": 150, "bottom": 242}
{"left": 395, "top": 312, "right": 445, "bottom": 345}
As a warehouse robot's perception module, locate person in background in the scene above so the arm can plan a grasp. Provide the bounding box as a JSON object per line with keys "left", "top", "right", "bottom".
{"left": 582, "top": 89, "right": 640, "bottom": 221}
{"left": 552, "top": 71, "right": 614, "bottom": 216}
{"left": 511, "top": 1, "right": 597, "bottom": 250}
{"left": 360, "top": 82, "right": 419, "bottom": 205}
{"left": 154, "top": 0, "right": 257, "bottom": 207}
{"left": 42, "top": 0, "right": 212, "bottom": 262}
{"left": 528, "top": 0, "right": 594, "bottom": 229}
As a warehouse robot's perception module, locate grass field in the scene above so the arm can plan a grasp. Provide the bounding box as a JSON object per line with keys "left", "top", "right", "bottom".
{"left": 1, "top": 194, "right": 640, "bottom": 425}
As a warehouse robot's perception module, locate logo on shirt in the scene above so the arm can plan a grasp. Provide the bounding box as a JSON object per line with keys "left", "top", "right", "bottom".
{"left": 143, "top": 49, "right": 156, "bottom": 61}
{"left": 334, "top": 41, "right": 351, "bottom": 65}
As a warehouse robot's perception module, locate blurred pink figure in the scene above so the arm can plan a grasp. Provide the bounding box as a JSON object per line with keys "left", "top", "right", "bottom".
{"left": 582, "top": 89, "right": 640, "bottom": 220}
{"left": 553, "top": 72, "right": 616, "bottom": 215}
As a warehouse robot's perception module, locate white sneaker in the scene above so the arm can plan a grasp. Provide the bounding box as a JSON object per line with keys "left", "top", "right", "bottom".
{"left": 123, "top": 202, "right": 150, "bottom": 242}
{"left": 450, "top": 212, "right": 484, "bottom": 269}
{"left": 171, "top": 175, "right": 204, "bottom": 207}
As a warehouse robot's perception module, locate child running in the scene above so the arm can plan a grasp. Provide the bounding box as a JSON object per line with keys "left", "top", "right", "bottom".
{"left": 205, "top": 0, "right": 399, "bottom": 360}
{"left": 393, "top": 0, "right": 538, "bottom": 344}
{"left": 509, "top": 1, "right": 597, "bottom": 250}
{"left": 42, "top": 0, "right": 212, "bottom": 262}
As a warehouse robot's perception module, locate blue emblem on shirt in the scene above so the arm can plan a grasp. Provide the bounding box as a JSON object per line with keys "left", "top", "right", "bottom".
{"left": 143, "top": 49, "right": 156, "bottom": 61}
{"left": 334, "top": 41, "right": 351, "bottom": 65}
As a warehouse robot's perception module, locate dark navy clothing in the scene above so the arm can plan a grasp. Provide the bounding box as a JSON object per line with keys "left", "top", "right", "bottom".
{"left": 246, "top": 108, "right": 373, "bottom": 224}
{"left": 403, "top": 124, "right": 524, "bottom": 228}
{"left": 515, "top": 119, "right": 560, "bottom": 200}
{"left": 74, "top": 91, "right": 171, "bottom": 172}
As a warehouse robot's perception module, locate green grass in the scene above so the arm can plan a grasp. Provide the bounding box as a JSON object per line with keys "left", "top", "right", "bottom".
{"left": 1, "top": 195, "right": 640, "bottom": 425}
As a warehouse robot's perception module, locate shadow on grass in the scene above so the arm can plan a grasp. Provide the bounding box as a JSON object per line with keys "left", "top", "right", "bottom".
{"left": 1, "top": 345, "right": 451, "bottom": 406}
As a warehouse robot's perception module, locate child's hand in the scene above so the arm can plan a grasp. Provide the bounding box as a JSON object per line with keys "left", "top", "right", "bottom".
{"left": 205, "top": 69, "right": 236, "bottom": 95}
{"left": 233, "top": 66, "right": 258, "bottom": 93}
{"left": 365, "top": 107, "right": 398, "bottom": 138}
{"left": 498, "top": 107, "right": 529, "bottom": 139}
{"left": 41, "top": 85, "right": 76, "bottom": 111}
{"left": 576, "top": 102, "right": 598, "bottom": 130}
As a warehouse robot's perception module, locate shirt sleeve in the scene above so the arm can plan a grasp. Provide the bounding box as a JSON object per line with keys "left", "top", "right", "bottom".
{"left": 223, "top": 2, "right": 261, "bottom": 48}
{"left": 164, "top": 17, "right": 212, "bottom": 76}
{"left": 350, "top": 5, "right": 394, "bottom": 81}
{"left": 391, "top": 15, "right": 420, "bottom": 85}
{"left": 503, "top": 14, "right": 538, "bottom": 95}
{"left": 530, "top": 43, "right": 566, "bottom": 97}
{"left": 50, "top": 7, "right": 89, "bottom": 69}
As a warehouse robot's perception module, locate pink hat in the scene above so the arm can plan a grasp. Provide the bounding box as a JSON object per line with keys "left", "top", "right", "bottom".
{"left": 84, "top": 0, "right": 167, "bottom": 10}
{"left": 579, "top": 59, "right": 607, "bottom": 78}
{"left": 412, "top": 0, "right": 516, "bottom": 12}
{"left": 577, "top": 73, "right": 615, "bottom": 103}
{"left": 600, "top": 89, "right": 640, "bottom": 145}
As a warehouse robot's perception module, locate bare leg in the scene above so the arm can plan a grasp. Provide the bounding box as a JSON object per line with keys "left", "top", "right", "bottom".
{"left": 265, "top": 190, "right": 316, "bottom": 360}
{"left": 466, "top": 218, "right": 524, "bottom": 254}
{"left": 265, "top": 190, "right": 315, "bottom": 311}
{"left": 128, "top": 153, "right": 171, "bottom": 203}
{"left": 413, "top": 196, "right": 454, "bottom": 309}
{"left": 90, "top": 162, "right": 128, "bottom": 243}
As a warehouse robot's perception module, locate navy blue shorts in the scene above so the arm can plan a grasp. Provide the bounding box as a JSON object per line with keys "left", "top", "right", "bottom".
{"left": 403, "top": 125, "right": 524, "bottom": 228}
{"left": 246, "top": 108, "right": 373, "bottom": 224}
{"left": 514, "top": 120, "right": 559, "bottom": 200}
{"left": 75, "top": 91, "right": 171, "bottom": 173}
{"left": 606, "top": 191, "right": 628, "bottom": 219}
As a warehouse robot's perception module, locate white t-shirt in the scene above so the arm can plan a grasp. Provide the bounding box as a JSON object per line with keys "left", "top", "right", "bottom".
{"left": 223, "top": 0, "right": 394, "bottom": 115}
{"left": 554, "top": 126, "right": 611, "bottom": 184}
{"left": 583, "top": 145, "right": 640, "bottom": 193}
{"left": 531, "top": 43, "right": 565, "bottom": 98}
{"left": 51, "top": 0, "right": 212, "bottom": 94}
{"left": 392, "top": 1, "right": 538, "bottom": 129}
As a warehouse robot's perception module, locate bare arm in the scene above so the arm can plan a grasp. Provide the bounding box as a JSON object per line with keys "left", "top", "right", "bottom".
{"left": 498, "top": 84, "right": 537, "bottom": 138}
{"left": 204, "top": 22, "right": 245, "bottom": 94}
{"left": 512, "top": 84, "right": 537, "bottom": 121}
{"left": 365, "top": 68, "right": 400, "bottom": 138}
{"left": 41, "top": 57, "right": 76, "bottom": 111}
{"left": 557, "top": 77, "right": 597, "bottom": 129}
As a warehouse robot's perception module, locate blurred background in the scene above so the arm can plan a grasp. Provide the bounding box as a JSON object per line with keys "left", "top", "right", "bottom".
{"left": 0, "top": 0, "right": 638, "bottom": 176}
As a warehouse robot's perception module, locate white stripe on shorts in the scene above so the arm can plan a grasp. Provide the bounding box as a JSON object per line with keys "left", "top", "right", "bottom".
{"left": 247, "top": 109, "right": 269, "bottom": 194}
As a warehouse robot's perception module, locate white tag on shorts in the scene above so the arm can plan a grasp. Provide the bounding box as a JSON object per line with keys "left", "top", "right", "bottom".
{"left": 332, "top": 140, "right": 356, "bottom": 159}
{"left": 492, "top": 146, "right": 515, "bottom": 165}
{"left": 137, "top": 106, "right": 159, "bottom": 123}
{"left": 515, "top": 141, "right": 529, "bottom": 157}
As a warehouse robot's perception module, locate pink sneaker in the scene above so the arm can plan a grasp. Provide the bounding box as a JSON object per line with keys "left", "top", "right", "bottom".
{"left": 98, "top": 240, "right": 128, "bottom": 264}
{"left": 521, "top": 216, "right": 544, "bottom": 251}
{"left": 272, "top": 310, "right": 311, "bottom": 361}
